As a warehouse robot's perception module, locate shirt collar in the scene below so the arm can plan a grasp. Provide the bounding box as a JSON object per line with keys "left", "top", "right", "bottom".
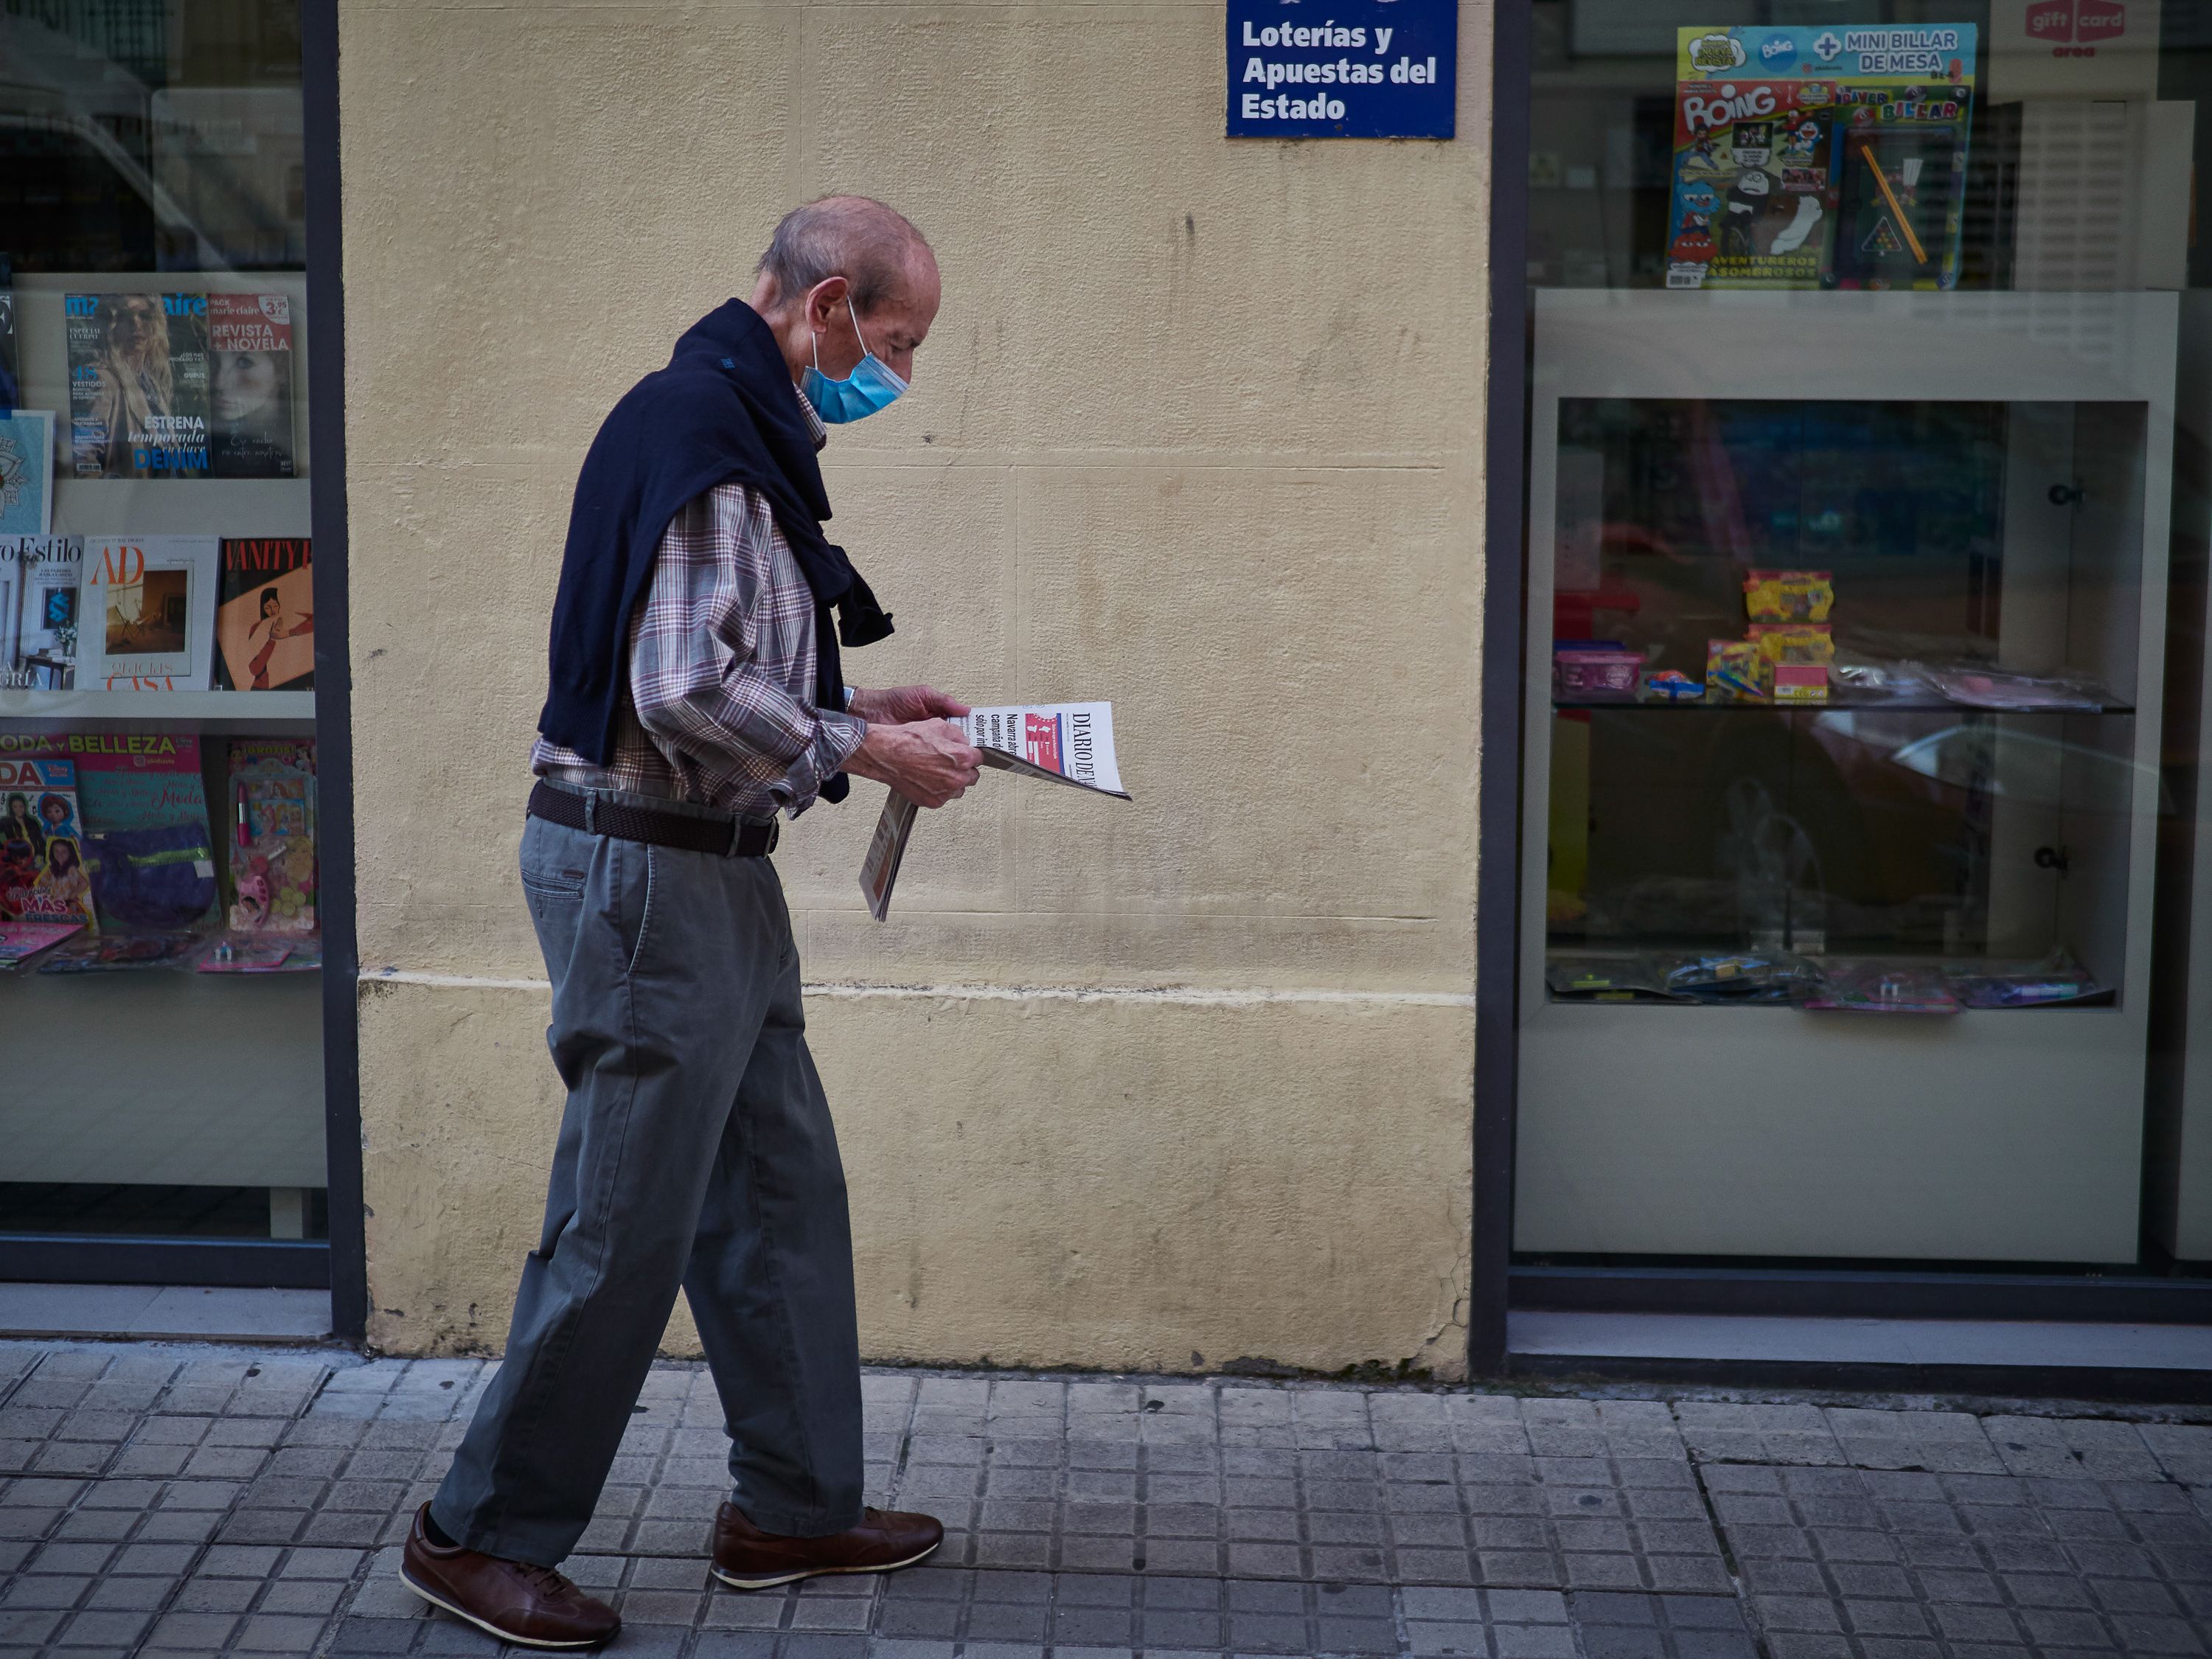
{"left": 796, "top": 381, "right": 827, "bottom": 451}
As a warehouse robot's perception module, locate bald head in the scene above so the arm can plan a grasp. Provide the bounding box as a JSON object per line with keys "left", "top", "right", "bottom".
{"left": 750, "top": 194, "right": 941, "bottom": 393}
{"left": 756, "top": 195, "right": 933, "bottom": 316}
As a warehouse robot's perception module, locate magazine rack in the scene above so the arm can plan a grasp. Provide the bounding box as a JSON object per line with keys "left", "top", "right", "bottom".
{"left": 1, "top": 271, "right": 323, "bottom": 1222}
{"left": 0, "top": 689, "right": 313, "bottom": 728}
{"left": 1515, "top": 288, "right": 2177, "bottom": 1262}
{"left": 10, "top": 273, "right": 313, "bottom": 529}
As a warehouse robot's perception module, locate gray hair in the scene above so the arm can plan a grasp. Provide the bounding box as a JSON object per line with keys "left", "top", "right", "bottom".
{"left": 756, "top": 195, "right": 931, "bottom": 316}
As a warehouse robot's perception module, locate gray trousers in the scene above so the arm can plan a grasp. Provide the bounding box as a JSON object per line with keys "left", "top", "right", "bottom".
{"left": 431, "top": 790, "right": 864, "bottom": 1566}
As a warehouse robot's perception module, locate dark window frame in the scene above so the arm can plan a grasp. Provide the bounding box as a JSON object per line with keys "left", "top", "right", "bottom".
{"left": 303, "top": 0, "right": 365, "bottom": 1345}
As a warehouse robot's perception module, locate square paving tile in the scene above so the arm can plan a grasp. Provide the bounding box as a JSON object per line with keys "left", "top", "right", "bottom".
{"left": 1707, "top": 1461, "right": 2212, "bottom": 1658}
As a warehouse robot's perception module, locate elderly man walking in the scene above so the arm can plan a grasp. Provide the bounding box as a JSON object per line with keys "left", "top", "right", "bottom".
{"left": 400, "top": 195, "right": 982, "bottom": 1650}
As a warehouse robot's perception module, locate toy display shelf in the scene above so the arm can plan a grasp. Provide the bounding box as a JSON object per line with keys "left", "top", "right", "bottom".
{"left": 1515, "top": 288, "right": 2179, "bottom": 1267}
{"left": 0, "top": 689, "right": 314, "bottom": 732}
{"left": 1548, "top": 698, "right": 2138, "bottom": 714}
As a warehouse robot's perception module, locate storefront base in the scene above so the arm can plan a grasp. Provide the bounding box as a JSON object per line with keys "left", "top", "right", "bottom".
{"left": 1506, "top": 1309, "right": 2212, "bottom": 1404}
{"left": 355, "top": 975, "right": 1475, "bottom": 1378}
{"left": 0, "top": 1282, "right": 332, "bottom": 1343}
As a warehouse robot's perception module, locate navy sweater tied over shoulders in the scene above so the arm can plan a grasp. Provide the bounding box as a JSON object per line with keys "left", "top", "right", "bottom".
{"left": 535, "top": 299, "right": 894, "bottom": 804}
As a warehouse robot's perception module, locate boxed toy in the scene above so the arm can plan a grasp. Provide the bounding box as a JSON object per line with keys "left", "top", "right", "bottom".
{"left": 1743, "top": 569, "right": 1834, "bottom": 623}
{"left": 1706, "top": 638, "right": 1766, "bottom": 701}
{"left": 1554, "top": 643, "right": 1644, "bottom": 700}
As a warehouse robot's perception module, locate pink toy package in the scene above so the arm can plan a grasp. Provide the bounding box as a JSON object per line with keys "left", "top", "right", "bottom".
{"left": 1553, "top": 644, "right": 1644, "bottom": 700}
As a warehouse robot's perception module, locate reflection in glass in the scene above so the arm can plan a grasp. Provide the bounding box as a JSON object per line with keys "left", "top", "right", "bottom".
{"left": 1546, "top": 396, "right": 2149, "bottom": 997}
{"left": 1, "top": 0, "right": 305, "bottom": 274}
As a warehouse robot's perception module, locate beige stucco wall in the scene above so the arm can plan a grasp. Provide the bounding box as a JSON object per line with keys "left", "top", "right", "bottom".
{"left": 340, "top": 0, "right": 1492, "bottom": 1374}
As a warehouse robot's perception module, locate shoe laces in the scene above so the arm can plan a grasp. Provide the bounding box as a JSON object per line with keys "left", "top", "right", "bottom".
{"left": 514, "top": 1561, "right": 575, "bottom": 1600}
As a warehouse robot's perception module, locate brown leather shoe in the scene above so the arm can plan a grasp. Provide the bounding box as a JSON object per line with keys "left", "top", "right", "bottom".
{"left": 711, "top": 1500, "right": 944, "bottom": 1590}
{"left": 400, "top": 1503, "right": 620, "bottom": 1650}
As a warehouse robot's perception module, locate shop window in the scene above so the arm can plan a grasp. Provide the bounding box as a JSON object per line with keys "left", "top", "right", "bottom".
{"left": 1, "top": 0, "right": 326, "bottom": 1262}
{"left": 1513, "top": 2, "right": 2212, "bottom": 1271}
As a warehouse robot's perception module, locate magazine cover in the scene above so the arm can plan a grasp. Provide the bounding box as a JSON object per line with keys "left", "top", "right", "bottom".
{"left": 79, "top": 535, "right": 220, "bottom": 688}
{"left": 37, "top": 933, "right": 200, "bottom": 973}
{"left": 207, "top": 294, "right": 296, "bottom": 478}
{"left": 1, "top": 731, "right": 220, "bottom": 934}
{"left": 0, "top": 755, "right": 97, "bottom": 927}
{"left": 65, "top": 292, "right": 212, "bottom": 479}
{"left": 226, "top": 737, "right": 316, "bottom": 933}
{"left": 0, "top": 919, "right": 86, "bottom": 970}
{"left": 0, "top": 410, "right": 50, "bottom": 536}
{"left": 17, "top": 536, "right": 80, "bottom": 686}
{"left": 1667, "top": 24, "right": 1976, "bottom": 291}
{"left": 213, "top": 538, "right": 313, "bottom": 690}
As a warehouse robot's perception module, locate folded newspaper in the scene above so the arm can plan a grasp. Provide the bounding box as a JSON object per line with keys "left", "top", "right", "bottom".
{"left": 860, "top": 701, "right": 1131, "bottom": 920}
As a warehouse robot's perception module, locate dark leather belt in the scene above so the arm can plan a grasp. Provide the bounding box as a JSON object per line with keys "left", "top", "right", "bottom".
{"left": 528, "top": 780, "right": 778, "bottom": 858}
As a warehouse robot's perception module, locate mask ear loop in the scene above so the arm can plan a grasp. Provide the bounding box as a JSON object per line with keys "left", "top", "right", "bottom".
{"left": 844, "top": 295, "right": 877, "bottom": 365}
{"left": 811, "top": 289, "right": 872, "bottom": 380}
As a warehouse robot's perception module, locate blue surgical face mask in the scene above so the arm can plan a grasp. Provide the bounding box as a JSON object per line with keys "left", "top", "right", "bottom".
{"left": 801, "top": 298, "right": 908, "bottom": 423}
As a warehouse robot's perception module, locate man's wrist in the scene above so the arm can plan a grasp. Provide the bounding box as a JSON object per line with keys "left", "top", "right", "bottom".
{"left": 819, "top": 709, "right": 868, "bottom": 773}
{"left": 846, "top": 721, "right": 892, "bottom": 784}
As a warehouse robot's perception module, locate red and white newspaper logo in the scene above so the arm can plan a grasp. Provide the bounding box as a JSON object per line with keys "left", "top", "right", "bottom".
{"left": 1023, "top": 712, "right": 1062, "bottom": 773}
{"left": 2025, "top": 0, "right": 2126, "bottom": 48}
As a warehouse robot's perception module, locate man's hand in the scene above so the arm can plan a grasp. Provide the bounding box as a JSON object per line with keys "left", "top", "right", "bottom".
{"left": 845, "top": 718, "right": 983, "bottom": 809}
{"left": 848, "top": 685, "right": 971, "bottom": 725}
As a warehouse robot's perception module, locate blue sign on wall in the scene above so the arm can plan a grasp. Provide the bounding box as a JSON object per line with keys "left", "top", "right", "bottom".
{"left": 1226, "top": 0, "right": 1457, "bottom": 139}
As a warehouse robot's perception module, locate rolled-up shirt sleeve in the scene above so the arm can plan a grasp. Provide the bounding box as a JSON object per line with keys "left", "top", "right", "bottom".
{"left": 626, "top": 482, "right": 867, "bottom": 817}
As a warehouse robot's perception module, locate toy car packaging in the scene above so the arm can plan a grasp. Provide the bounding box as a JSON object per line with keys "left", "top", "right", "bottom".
{"left": 1667, "top": 24, "right": 1975, "bottom": 293}
{"left": 1639, "top": 669, "right": 1705, "bottom": 703}
{"left": 1705, "top": 638, "right": 1766, "bottom": 702}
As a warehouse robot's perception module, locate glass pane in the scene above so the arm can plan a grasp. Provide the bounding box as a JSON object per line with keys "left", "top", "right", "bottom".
{"left": 1514, "top": 1, "right": 2206, "bottom": 1269}
{"left": 1546, "top": 395, "right": 2147, "bottom": 998}
{"left": 0, "top": 0, "right": 324, "bottom": 1249}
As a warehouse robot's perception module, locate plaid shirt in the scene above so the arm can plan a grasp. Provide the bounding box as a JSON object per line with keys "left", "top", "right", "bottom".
{"left": 531, "top": 463, "right": 868, "bottom": 821}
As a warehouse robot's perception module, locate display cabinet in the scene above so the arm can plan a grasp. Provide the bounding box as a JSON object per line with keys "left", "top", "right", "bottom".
{"left": 0, "top": 698, "right": 323, "bottom": 1229}
{"left": 1515, "top": 289, "right": 2177, "bottom": 1262}
{"left": 1, "top": 274, "right": 324, "bottom": 1245}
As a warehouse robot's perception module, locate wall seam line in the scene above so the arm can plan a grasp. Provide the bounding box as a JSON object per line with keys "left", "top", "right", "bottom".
{"left": 361, "top": 968, "right": 1478, "bottom": 1009}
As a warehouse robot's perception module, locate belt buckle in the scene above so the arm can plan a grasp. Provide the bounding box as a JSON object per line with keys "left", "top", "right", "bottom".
{"left": 765, "top": 818, "right": 779, "bottom": 855}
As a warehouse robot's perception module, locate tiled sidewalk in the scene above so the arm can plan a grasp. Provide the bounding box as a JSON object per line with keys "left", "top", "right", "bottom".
{"left": 0, "top": 1343, "right": 2207, "bottom": 1658}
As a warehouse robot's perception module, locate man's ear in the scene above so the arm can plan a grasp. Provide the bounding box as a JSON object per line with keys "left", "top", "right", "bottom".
{"left": 804, "top": 275, "right": 852, "bottom": 334}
